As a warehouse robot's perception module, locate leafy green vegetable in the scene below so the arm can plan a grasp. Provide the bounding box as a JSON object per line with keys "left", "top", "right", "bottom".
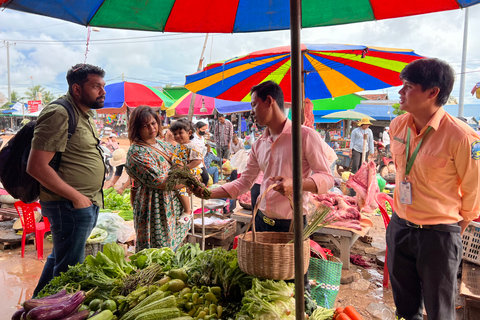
{"left": 310, "top": 306, "right": 335, "bottom": 319}
{"left": 103, "top": 242, "right": 135, "bottom": 275}
{"left": 104, "top": 188, "right": 132, "bottom": 211}
{"left": 128, "top": 247, "right": 176, "bottom": 270}
{"left": 187, "top": 248, "right": 253, "bottom": 301}
{"left": 236, "top": 278, "right": 296, "bottom": 319}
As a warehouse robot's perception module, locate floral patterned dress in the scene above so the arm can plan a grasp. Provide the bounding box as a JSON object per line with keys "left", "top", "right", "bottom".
{"left": 125, "top": 140, "right": 191, "bottom": 252}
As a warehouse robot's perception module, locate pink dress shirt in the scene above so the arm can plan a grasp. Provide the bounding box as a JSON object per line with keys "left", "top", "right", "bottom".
{"left": 222, "top": 119, "right": 334, "bottom": 219}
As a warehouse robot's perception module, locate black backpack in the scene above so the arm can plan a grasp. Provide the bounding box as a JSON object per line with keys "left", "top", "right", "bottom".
{"left": 0, "top": 99, "right": 77, "bottom": 203}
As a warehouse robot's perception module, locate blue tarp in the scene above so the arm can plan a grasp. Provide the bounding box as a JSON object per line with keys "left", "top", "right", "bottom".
{"left": 353, "top": 104, "right": 396, "bottom": 121}
{"left": 215, "top": 99, "right": 251, "bottom": 114}
{"left": 443, "top": 104, "right": 480, "bottom": 118}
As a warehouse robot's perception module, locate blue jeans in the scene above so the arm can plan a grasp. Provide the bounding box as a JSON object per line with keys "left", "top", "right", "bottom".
{"left": 32, "top": 201, "right": 99, "bottom": 297}
{"left": 207, "top": 166, "right": 219, "bottom": 184}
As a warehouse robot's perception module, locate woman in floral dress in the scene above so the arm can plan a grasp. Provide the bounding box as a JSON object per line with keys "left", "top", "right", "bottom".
{"left": 125, "top": 106, "right": 190, "bottom": 251}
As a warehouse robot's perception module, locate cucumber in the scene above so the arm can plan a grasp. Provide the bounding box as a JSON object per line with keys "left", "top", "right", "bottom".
{"left": 87, "top": 309, "right": 114, "bottom": 320}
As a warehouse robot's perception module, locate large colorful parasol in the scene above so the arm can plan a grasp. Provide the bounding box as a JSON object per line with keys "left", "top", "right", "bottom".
{"left": 166, "top": 92, "right": 251, "bottom": 117}
{"left": 185, "top": 44, "right": 424, "bottom": 102}
{"left": 99, "top": 81, "right": 174, "bottom": 114}
{"left": 1, "top": 0, "right": 478, "bottom": 32}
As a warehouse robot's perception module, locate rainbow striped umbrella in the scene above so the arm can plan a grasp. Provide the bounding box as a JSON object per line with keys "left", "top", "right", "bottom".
{"left": 1, "top": 0, "right": 477, "bottom": 33}
{"left": 185, "top": 44, "right": 424, "bottom": 102}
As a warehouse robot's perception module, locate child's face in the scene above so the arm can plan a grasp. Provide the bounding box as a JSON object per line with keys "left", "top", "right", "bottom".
{"left": 172, "top": 129, "right": 191, "bottom": 144}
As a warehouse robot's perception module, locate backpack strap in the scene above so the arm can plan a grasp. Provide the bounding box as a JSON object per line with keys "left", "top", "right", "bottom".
{"left": 47, "top": 98, "right": 78, "bottom": 171}
{"left": 53, "top": 98, "right": 77, "bottom": 139}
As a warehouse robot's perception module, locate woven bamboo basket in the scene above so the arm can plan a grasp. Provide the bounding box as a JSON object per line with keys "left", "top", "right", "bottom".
{"left": 237, "top": 185, "right": 310, "bottom": 280}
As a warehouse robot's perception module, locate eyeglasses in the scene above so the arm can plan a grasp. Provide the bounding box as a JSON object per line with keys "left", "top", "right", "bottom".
{"left": 142, "top": 120, "right": 158, "bottom": 128}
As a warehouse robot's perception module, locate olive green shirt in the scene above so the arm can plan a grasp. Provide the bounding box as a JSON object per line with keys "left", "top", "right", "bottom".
{"left": 32, "top": 93, "right": 104, "bottom": 206}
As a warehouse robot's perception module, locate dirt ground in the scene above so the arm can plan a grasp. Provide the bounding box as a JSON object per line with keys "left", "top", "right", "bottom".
{"left": 0, "top": 135, "right": 472, "bottom": 319}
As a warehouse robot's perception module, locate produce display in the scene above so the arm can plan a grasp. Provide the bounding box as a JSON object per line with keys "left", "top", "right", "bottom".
{"left": 13, "top": 242, "right": 352, "bottom": 319}
{"left": 104, "top": 188, "right": 132, "bottom": 212}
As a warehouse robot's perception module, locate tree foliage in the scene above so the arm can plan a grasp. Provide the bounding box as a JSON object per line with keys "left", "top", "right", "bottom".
{"left": 24, "top": 85, "right": 56, "bottom": 105}
{"left": 392, "top": 103, "right": 406, "bottom": 116}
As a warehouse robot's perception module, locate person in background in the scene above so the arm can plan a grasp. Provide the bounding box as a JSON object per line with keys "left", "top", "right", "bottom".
{"left": 104, "top": 148, "right": 131, "bottom": 194}
{"left": 230, "top": 134, "right": 245, "bottom": 155}
{"left": 204, "top": 144, "right": 221, "bottom": 184}
{"left": 382, "top": 126, "right": 391, "bottom": 156}
{"left": 125, "top": 106, "right": 190, "bottom": 251}
{"left": 105, "top": 133, "right": 119, "bottom": 153}
{"left": 191, "top": 121, "right": 210, "bottom": 186}
{"left": 387, "top": 58, "right": 480, "bottom": 320}
{"left": 214, "top": 114, "right": 233, "bottom": 169}
{"left": 195, "top": 81, "right": 333, "bottom": 290}
{"left": 349, "top": 118, "right": 374, "bottom": 173}
{"left": 169, "top": 119, "right": 203, "bottom": 223}
{"left": 28, "top": 63, "right": 106, "bottom": 297}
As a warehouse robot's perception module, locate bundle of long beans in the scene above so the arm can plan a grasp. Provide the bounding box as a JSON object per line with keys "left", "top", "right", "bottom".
{"left": 165, "top": 164, "right": 212, "bottom": 199}
{"left": 289, "top": 205, "right": 334, "bottom": 243}
{"left": 120, "top": 263, "right": 163, "bottom": 295}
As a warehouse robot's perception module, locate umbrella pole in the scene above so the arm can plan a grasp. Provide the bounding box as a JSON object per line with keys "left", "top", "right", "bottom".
{"left": 290, "top": 0, "right": 305, "bottom": 318}
{"left": 188, "top": 34, "right": 209, "bottom": 122}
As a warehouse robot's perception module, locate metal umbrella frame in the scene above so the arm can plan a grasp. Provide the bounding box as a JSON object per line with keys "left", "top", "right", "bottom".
{"left": 3, "top": 1, "right": 480, "bottom": 317}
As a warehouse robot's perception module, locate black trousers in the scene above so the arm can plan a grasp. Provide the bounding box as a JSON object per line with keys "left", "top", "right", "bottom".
{"left": 350, "top": 149, "right": 367, "bottom": 174}
{"left": 200, "top": 167, "right": 209, "bottom": 186}
{"left": 250, "top": 183, "right": 261, "bottom": 211}
{"left": 386, "top": 213, "right": 462, "bottom": 320}
{"left": 255, "top": 210, "right": 310, "bottom": 292}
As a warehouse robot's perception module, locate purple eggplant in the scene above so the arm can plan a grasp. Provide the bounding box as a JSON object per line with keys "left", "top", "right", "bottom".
{"left": 61, "top": 309, "right": 90, "bottom": 320}
{"left": 23, "top": 293, "right": 74, "bottom": 312}
{"left": 38, "top": 289, "right": 68, "bottom": 300}
{"left": 11, "top": 308, "right": 25, "bottom": 320}
{"left": 20, "top": 312, "right": 27, "bottom": 320}
{"left": 26, "top": 291, "right": 85, "bottom": 320}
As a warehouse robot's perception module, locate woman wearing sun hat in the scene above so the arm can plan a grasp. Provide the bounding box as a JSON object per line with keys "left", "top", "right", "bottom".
{"left": 104, "top": 148, "right": 130, "bottom": 193}
{"left": 349, "top": 117, "right": 374, "bottom": 173}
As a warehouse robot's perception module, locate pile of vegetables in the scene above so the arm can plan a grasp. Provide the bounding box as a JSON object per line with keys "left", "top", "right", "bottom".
{"left": 16, "top": 242, "right": 370, "bottom": 319}
{"left": 332, "top": 306, "right": 364, "bottom": 320}
{"left": 104, "top": 187, "right": 132, "bottom": 212}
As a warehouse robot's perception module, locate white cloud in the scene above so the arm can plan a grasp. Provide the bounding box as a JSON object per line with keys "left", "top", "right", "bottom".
{"left": 0, "top": 6, "right": 479, "bottom": 105}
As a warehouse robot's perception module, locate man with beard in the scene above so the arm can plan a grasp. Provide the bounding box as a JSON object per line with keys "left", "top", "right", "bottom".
{"left": 28, "top": 64, "right": 106, "bottom": 297}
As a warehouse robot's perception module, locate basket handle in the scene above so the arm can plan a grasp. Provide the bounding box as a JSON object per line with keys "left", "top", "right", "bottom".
{"left": 246, "top": 184, "right": 294, "bottom": 243}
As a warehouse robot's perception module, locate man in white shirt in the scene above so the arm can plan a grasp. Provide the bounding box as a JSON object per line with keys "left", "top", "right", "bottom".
{"left": 382, "top": 126, "right": 391, "bottom": 156}
{"left": 349, "top": 117, "right": 374, "bottom": 173}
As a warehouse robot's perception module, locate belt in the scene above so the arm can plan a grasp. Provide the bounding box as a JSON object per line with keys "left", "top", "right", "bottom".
{"left": 392, "top": 213, "right": 461, "bottom": 233}
{"left": 257, "top": 210, "right": 290, "bottom": 227}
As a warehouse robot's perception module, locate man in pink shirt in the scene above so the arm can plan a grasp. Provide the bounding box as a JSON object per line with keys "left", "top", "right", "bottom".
{"left": 199, "top": 80, "right": 333, "bottom": 229}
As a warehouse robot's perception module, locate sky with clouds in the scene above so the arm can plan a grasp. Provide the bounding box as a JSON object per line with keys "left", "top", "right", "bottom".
{"left": 1, "top": 5, "right": 480, "bottom": 106}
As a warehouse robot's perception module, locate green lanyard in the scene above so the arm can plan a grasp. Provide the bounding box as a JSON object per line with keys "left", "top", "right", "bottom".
{"left": 405, "top": 126, "right": 432, "bottom": 177}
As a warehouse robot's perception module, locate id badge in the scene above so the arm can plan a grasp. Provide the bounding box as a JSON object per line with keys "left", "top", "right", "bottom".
{"left": 399, "top": 181, "right": 412, "bottom": 205}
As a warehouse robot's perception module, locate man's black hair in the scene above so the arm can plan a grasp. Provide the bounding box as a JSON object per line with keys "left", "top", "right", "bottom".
{"left": 218, "top": 114, "right": 226, "bottom": 118}
{"left": 250, "top": 80, "right": 284, "bottom": 111}
{"left": 400, "top": 58, "right": 454, "bottom": 106}
{"left": 195, "top": 121, "right": 207, "bottom": 129}
{"left": 66, "top": 63, "right": 106, "bottom": 95}
{"left": 170, "top": 118, "right": 195, "bottom": 140}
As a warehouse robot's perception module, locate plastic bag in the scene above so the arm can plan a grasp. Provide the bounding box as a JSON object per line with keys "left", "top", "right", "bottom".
{"left": 95, "top": 211, "right": 134, "bottom": 243}
{"left": 230, "top": 149, "right": 248, "bottom": 173}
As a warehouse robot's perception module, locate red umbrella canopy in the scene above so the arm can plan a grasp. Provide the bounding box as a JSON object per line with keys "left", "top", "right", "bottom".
{"left": 185, "top": 44, "right": 424, "bottom": 102}
{"left": 167, "top": 93, "right": 216, "bottom": 117}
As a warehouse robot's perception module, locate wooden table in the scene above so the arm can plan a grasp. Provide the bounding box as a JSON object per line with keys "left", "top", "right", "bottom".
{"left": 230, "top": 210, "right": 368, "bottom": 269}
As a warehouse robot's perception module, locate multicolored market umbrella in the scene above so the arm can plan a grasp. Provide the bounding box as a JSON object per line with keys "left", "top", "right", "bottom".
{"left": 99, "top": 81, "right": 174, "bottom": 114}
{"left": 1, "top": 0, "right": 478, "bottom": 32}
{"left": 166, "top": 92, "right": 252, "bottom": 117}
{"left": 185, "top": 44, "right": 424, "bottom": 102}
